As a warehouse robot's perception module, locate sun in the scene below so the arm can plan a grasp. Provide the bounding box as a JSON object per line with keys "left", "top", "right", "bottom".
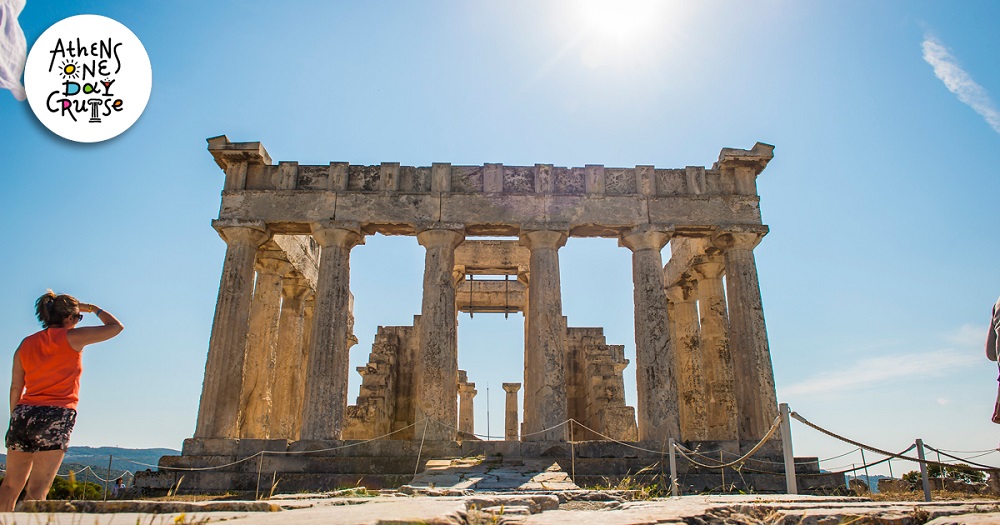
{"left": 561, "top": 0, "right": 683, "bottom": 69}
{"left": 60, "top": 60, "right": 79, "bottom": 80}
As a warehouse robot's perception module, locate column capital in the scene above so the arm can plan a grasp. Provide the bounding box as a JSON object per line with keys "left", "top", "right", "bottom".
{"left": 256, "top": 254, "right": 294, "bottom": 276}
{"left": 311, "top": 221, "right": 365, "bottom": 249}
{"left": 713, "top": 226, "right": 768, "bottom": 251}
{"left": 281, "top": 275, "right": 312, "bottom": 300}
{"left": 502, "top": 382, "right": 521, "bottom": 394}
{"left": 518, "top": 229, "right": 568, "bottom": 250}
{"left": 458, "top": 383, "right": 478, "bottom": 396}
{"left": 212, "top": 219, "right": 270, "bottom": 246}
{"left": 665, "top": 277, "right": 697, "bottom": 303}
{"left": 691, "top": 255, "right": 726, "bottom": 280}
{"left": 619, "top": 224, "right": 673, "bottom": 252}
{"left": 417, "top": 227, "right": 465, "bottom": 249}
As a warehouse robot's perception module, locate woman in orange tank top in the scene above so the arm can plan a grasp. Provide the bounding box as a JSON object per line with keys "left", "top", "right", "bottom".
{"left": 0, "top": 291, "right": 123, "bottom": 511}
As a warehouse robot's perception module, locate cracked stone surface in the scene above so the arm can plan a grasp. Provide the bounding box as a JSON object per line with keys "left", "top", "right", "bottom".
{"left": 12, "top": 494, "right": 1000, "bottom": 525}
{"left": 408, "top": 458, "right": 579, "bottom": 491}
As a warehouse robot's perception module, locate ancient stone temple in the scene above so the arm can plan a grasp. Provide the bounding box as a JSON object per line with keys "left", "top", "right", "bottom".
{"left": 135, "top": 136, "right": 836, "bottom": 494}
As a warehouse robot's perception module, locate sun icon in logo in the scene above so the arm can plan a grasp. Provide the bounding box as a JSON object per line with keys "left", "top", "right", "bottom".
{"left": 60, "top": 60, "right": 79, "bottom": 79}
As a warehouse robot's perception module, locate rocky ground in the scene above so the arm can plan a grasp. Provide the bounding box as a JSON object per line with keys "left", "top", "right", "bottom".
{"left": 12, "top": 491, "right": 1000, "bottom": 525}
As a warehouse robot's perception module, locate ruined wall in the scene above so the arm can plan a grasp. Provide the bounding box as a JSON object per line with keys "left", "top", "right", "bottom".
{"left": 566, "top": 327, "right": 639, "bottom": 442}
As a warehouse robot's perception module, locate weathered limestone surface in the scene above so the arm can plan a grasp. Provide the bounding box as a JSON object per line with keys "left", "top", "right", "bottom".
{"left": 179, "top": 138, "right": 787, "bottom": 495}
{"left": 415, "top": 228, "right": 465, "bottom": 440}
{"left": 666, "top": 277, "right": 708, "bottom": 442}
{"left": 270, "top": 276, "right": 309, "bottom": 440}
{"left": 457, "top": 370, "right": 477, "bottom": 435}
{"left": 691, "top": 253, "right": 739, "bottom": 442}
{"left": 456, "top": 278, "right": 526, "bottom": 314}
{"left": 521, "top": 230, "right": 569, "bottom": 442}
{"left": 343, "top": 325, "right": 399, "bottom": 440}
{"left": 238, "top": 255, "right": 287, "bottom": 438}
{"left": 195, "top": 221, "right": 270, "bottom": 439}
{"left": 503, "top": 382, "right": 521, "bottom": 441}
{"left": 300, "top": 222, "right": 363, "bottom": 440}
{"left": 16, "top": 495, "right": 1000, "bottom": 525}
{"left": 619, "top": 225, "right": 679, "bottom": 442}
{"left": 271, "top": 234, "right": 319, "bottom": 288}
{"left": 565, "top": 328, "right": 638, "bottom": 442}
{"left": 717, "top": 229, "right": 779, "bottom": 441}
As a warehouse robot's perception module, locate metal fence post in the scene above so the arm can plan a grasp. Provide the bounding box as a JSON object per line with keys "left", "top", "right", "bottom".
{"left": 668, "top": 438, "right": 679, "bottom": 497}
{"left": 916, "top": 438, "right": 931, "bottom": 502}
{"left": 779, "top": 403, "right": 797, "bottom": 495}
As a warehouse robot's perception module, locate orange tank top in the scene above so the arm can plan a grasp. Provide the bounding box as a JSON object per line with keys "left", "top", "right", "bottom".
{"left": 18, "top": 327, "right": 83, "bottom": 410}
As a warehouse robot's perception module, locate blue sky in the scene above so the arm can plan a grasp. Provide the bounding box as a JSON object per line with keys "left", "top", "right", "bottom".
{"left": 2, "top": 1, "right": 999, "bottom": 478}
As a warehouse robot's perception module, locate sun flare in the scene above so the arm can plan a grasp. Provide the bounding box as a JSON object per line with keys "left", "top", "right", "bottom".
{"left": 562, "top": 0, "right": 683, "bottom": 69}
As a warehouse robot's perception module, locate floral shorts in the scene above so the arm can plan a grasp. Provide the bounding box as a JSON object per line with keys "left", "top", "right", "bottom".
{"left": 5, "top": 405, "right": 77, "bottom": 452}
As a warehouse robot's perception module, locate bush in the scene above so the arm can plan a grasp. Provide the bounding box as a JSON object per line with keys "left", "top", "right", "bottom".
{"left": 901, "top": 464, "right": 986, "bottom": 485}
{"left": 49, "top": 475, "right": 103, "bottom": 500}
{"left": 0, "top": 472, "right": 103, "bottom": 500}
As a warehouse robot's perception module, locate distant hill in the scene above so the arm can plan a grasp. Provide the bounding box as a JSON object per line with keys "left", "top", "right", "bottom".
{"left": 1, "top": 446, "right": 178, "bottom": 481}
{"left": 848, "top": 474, "right": 890, "bottom": 493}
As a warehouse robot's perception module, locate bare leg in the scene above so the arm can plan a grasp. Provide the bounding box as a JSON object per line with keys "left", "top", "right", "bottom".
{"left": 0, "top": 449, "right": 33, "bottom": 511}
{"left": 23, "top": 449, "right": 65, "bottom": 501}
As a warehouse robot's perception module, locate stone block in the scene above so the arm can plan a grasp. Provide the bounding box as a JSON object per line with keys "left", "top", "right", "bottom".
{"left": 336, "top": 193, "right": 440, "bottom": 227}
{"left": 237, "top": 439, "right": 289, "bottom": 456}
{"left": 159, "top": 455, "right": 236, "bottom": 469}
{"left": 647, "top": 195, "right": 761, "bottom": 226}
{"left": 878, "top": 478, "right": 913, "bottom": 493}
{"left": 182, "top": 438, "right": 239, "bottom": 456}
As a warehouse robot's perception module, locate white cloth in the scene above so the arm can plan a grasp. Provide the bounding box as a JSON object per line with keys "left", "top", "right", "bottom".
{"left": 0, "top": 0, "right": 27, "bottom": 101}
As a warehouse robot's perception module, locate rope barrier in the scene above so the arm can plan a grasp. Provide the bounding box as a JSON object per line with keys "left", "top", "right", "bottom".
{"left": 924, "top": 445, "right": 1000, "bottom": 471}
{"left": 673, "top": 415, "right": 782, "bottom": 470}
{"left": 935, "top": 447, "right": 1000, "bottom": 455}
{"left": 125, "top": 420, "right": 423, "bottom": 472}
{"left": 790, "top": 411, "right": 999, "bottom": 472}
{"left": 707, "top": 445, "right": 860, "bottom": 466}
{"left": 565, "top": 420, "right": 671, "bottom": 455}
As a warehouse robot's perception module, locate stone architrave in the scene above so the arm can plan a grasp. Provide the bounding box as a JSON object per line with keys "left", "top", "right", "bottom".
{"left": 665, "top": 277, "right": 708, "bottom": 442}
{"left": 691, "top": 254, "right": 739, "bottom": 441}
{"left": 715, "top": 230, "right": 778, "bottom": 441}
{"left": 415, "top": 227, "right": 465, "bottom": 440}
{"left": 239, "top": 255, "right": 290, "bottom": 438}
{"left": 271, "top": 275, "right": 310, "bottom": 440}
{"left": 520, "top": 229, "right": 569, "bottom": 442}
{"left": 300, "top": 221, "right": 364, "bottom": 440}
{"left": 458, "top": 382, "right": 477, "bottom": 435}
{"left": 194, "top": 220, "right": 270, "bottom": 439}
{"left": 503, "top": 383, "right": 521, "bottom": 441}
{"left": 619, "top": 225, "right": 680, "bottom": 442}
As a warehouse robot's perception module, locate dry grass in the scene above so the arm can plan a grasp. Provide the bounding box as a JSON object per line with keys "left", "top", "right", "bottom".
{"left": 867, "top": 489, "right": 1000, "bottom": 502}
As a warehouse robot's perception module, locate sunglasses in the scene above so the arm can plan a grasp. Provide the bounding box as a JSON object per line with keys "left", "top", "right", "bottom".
{"left": 73, "top": 313, "right": 84, "bottom": 322}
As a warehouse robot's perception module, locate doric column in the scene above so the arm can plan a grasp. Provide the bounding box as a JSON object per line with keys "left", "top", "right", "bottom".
{"left": 300, "top": 221, "right": 364, "bottom": 440}
{"left": 692, "top": 254, "right": 739, "bottom": 441}
{"left": 665, "top": 277, "right": 708, "bottom": 442}
{"left": 295, "top": 292, "right": 315, "bottom": 439}
{"left": 458, "top": 382, "right": 477, "bottom": 435}
{"left": 519, "top": 229, "right": 569, "bottom": 441}
{"left": 239, "top": 255, "right": 290, "bottom": 438}
{"left": 415, "top": 227, "right": 465, "bottom": 440}
{"left": 619, "top": 225, "right": 680, "bottom": 442}
{"left": 270, "top": 275, "right": 310, "bottom": 440}
{"left": 195, "top": 220, "right": 270, "bottom": 439}
{"left": 715, "top": 230, "right": 778, "bottom": 441}
{"left": 503, "top": 383, "right": 521, "bottom": 441}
